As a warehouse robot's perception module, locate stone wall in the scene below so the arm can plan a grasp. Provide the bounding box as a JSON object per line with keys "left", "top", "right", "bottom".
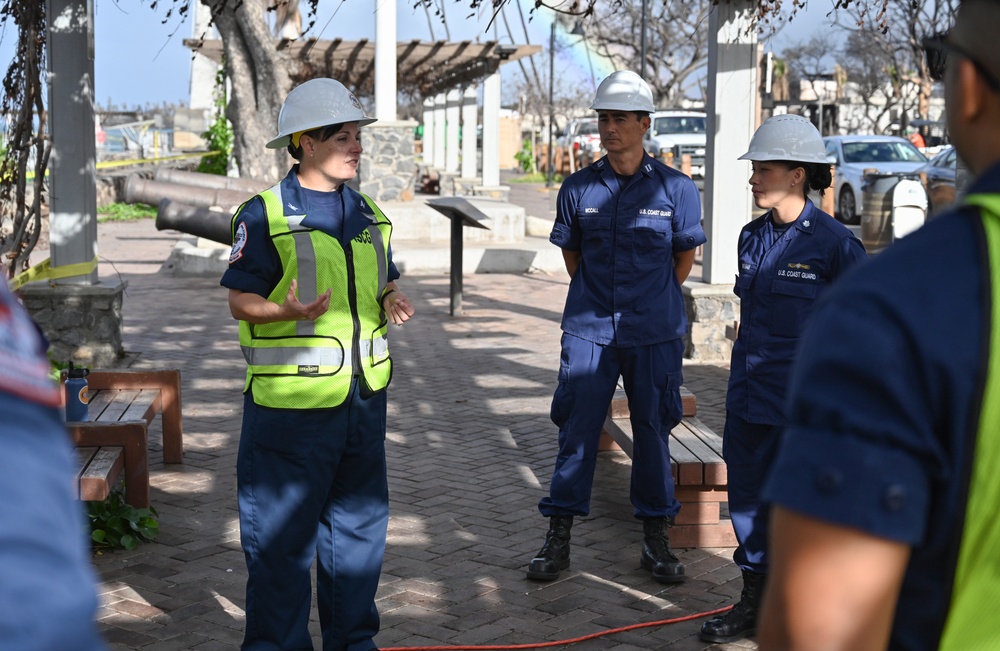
{"left": 20, "top": 280, "right": 128, "bottom": 368}
{"left": 360, "top": 121, "right": 418, "bottom": 202}
{"left": 683, "top": 280, "right": 739, "bottom": 362}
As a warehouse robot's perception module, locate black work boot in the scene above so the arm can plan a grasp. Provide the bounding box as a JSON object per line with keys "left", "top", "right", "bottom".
{"left": 526, "top": 515, "right": 573, "bottom": 581}
{"left": 640, "top": 517, "right": 685, "bottom": 583}
{"left": 699, "top": 569, "right": 767, "bottom": 643}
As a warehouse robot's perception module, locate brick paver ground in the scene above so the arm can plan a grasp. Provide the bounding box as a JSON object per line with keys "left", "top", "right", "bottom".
{"left": 84, "top": 194, "right": 751, "bottom": 650}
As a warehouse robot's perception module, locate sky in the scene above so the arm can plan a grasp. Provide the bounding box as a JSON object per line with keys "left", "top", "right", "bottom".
{"left": 1, "top": 0, "right": 837, "bottom": 110}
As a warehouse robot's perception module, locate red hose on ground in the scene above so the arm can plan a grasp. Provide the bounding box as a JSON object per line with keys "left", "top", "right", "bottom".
{"left": 381, "top": 604, "right": 734, "bottom": 651}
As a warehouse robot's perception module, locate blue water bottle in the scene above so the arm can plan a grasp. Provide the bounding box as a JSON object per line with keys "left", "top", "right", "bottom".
{"left": 65, "top": 362, "right": 90, "bottom": 422}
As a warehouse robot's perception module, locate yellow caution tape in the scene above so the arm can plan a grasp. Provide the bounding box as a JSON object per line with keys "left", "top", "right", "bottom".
{"left": 8, "top": 255, "right": 98, "bottom": 292}
{"left": 22, "top": 151, "right": 222, "bottom": 180}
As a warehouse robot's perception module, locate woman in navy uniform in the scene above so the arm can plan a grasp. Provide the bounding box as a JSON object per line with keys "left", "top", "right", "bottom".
{"left": 221, "top": 78, "right": 414, "bottom": 651}
{"left": 699, "top": 115, "right": 867, "bottom": 644}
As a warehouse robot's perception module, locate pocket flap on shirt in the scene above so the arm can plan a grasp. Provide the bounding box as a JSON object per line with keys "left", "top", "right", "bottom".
{"left": 771, "top": 278, "right": 818, "bottom": 299}
{"left": 579, "top": 215, "right": 612, "bottom": 230}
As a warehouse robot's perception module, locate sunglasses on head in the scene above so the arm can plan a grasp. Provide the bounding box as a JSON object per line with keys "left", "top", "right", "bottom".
{"left": 923, "top": 32, "right": 1000, "bottom": 91}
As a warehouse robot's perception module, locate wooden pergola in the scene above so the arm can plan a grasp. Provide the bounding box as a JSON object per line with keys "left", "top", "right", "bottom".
{"left": 183, "top": 38, "right": 541, "bottom": 98}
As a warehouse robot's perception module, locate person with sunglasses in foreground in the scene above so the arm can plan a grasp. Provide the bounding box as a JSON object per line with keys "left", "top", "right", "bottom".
{"left": 758, "top": 0, "right": 1000, "bottom": 649}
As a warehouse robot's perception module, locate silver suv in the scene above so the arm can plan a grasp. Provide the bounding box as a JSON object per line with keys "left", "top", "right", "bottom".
{"left": 643, "top": 110, "right": 707, "bottom": 178}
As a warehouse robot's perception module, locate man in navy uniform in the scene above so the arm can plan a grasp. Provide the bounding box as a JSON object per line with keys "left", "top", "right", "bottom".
{"left": 526, "top": 70, "right": 706, "bottom": 584}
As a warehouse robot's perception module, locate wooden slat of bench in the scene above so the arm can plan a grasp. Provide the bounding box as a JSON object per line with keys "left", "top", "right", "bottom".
{"left": 667, "top": 426, "right": 705, "bottom": 486}
{"left": 87, "top": 369, "right": 184, "bottom": 464}
{"left": 69, "top": 422, "right": 150, "bottom": 508}
{"left": 76, "top": 446, "right": 124, "bottom": 501}
{"left": 75, "top": 447, "right": 97, "bottom": 499}
{"left": 603, "top": 416, "right": 680, "bottom": 483}
{"left": 683, "top": 416, "right": 728, "bottom": 485}
{"left": 603, "top": 416, "right": 711, "bottom": 485}
{"left": 84, "top": 390, "right": 116, "bottom": 421}
{"left": 120, "top": 389, "right": 161, "bottom": 424}
{"left": 608, "top": 386, "right": 697, "bottom": 419}
{"left": 673, "top": 420, "right": 726, "bottom": 486}
{"left": 603, "top": 415, "right": 634, "bottom": 458}
{"left": 96, "top": 389, "right": 142, "bottom": 422}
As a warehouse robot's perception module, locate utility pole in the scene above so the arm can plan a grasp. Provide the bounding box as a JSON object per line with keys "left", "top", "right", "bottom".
{"left": 547, "top": 21, "right": 555, "bottom": 187}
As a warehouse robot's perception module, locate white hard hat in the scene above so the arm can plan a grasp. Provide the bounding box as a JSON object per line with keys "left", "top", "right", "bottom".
{"left": 589, "top": 70, "right": 655, "bottom": 113}
{"left": 738, "top": 114, "right": 827, "bottom": 164}
{"left": 266, "top": 78, "right": 376, "bottom": 149}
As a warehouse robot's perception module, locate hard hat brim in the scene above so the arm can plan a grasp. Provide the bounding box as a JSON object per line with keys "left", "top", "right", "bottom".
{"left": 265, "top": 116, "right": 379, "bottom": 149}
{"left": 737, "top": 150, "right": 829, "bottom": 164}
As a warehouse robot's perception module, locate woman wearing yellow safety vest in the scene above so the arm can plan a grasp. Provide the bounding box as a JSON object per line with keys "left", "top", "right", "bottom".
{"left": 221, "top": 77, "right": 415, "bottom": 651}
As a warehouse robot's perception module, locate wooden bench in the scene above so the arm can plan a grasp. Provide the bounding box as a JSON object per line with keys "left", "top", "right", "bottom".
{"left": 75, "top": 446, "right": 124, "bottom": 502}
{"left": 600, "top": 386, "right": 736, "bottom": 548}
{"left": 65, "top": 369, "right": 184, "bottom": 508}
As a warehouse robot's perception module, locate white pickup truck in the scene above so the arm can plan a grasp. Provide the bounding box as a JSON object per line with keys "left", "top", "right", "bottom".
{"left": 642, "top": 110, "right": 707, "bottom": 178}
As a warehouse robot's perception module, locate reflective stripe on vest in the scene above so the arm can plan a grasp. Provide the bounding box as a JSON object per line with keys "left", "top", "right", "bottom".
{"left": 939, "top": 193, "right": 1000, "bottom": 650}
{"left": 238, "top": 182, "right": 393, "bottom": 409}
{"left": 241, "top": 337, "right": 388, "bottom": 368}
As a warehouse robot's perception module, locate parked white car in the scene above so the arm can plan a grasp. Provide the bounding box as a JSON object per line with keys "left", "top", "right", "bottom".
{"left": 823, "top": 135, "right": 928, "bottom": 224}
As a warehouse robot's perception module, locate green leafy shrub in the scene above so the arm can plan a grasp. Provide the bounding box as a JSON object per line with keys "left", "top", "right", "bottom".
{"left": 514, "top": 138, "right": 535, "bottom": 174}
{"left": 87, "top": 488, "right": 159, "bottom": 551}
{"left": 198, "top": 64, "right": 233, "bottom": 176}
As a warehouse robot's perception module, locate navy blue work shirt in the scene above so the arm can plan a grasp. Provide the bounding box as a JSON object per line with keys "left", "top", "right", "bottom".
{"left": 221, "top": 166, "right": 400, "bottom": 297}
{"left": 763, "top": 162, "right": 1000, "bottom": 649}
{"left": 726, "top": 200, "right": 867, "bottom": 425}
{"left": 550, "top": 154, "right": 706, "bottom": 347}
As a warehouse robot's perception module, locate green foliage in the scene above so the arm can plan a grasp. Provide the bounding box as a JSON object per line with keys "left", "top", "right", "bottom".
{"left": 198, "top": 64, "right": 233, "bottom": 176}
{"left": 513, "top": 138, "right": 535, "bottom": 174}
{"left": 507, "top": 172, "right": 564, "bottom": 184}
{"left": 49, "top": 357, "right": 70, "bottom": 384}
{"left": 97, "top": 202, "right": 157, "bottom": 223}
{"left": 87, "top": 488, "right": 159, "bottom": 552}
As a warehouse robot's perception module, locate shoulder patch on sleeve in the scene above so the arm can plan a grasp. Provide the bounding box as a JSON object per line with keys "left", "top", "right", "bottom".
{"left": 229, "top": 222, "right": 248, "bottom": 264}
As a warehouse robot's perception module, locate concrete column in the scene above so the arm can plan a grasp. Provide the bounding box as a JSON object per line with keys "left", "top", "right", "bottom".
{"left": 374, "top": 0, "right": 397, "bottom": 121}
{"left": 461, "top": 85, "right": 479, "bottom": 181}
{"left": 421, "top": 97, "right": 434, "bottom": 164}
{"left": 701, "top": 0, "right": 758, "bottom": 284}
{"left": 445, "top": 89, "right": 461, "bottom": 173}
{"left": 47, "top": 0, "right": 97, "bottom": 284}
{"left": 433, "top": 93, "right": 447, "bottom": 169}
{"left": 189, "top": 2, "right": 217, "bottom": 111}
{"left": 482, "top": 71, "right": 501, "bottom": 188}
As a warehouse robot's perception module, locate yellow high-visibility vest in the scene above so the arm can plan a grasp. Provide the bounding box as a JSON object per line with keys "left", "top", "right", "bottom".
{"left": 237, "top": 184, "right": 393, "bottom": 409}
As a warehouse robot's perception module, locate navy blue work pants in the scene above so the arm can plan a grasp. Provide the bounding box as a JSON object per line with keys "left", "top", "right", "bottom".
{"left": 539, "top": 334, "right": 683, "bottom": 519}
{"left": 237, "top": 380, "right": 388, "bottom": 651}
{"left": 723, "top": 412, "right": 781, "bottom": 574}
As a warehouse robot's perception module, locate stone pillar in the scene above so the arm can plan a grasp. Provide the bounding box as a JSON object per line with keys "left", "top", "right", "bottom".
{"left": 433, "top": 93, "right": 447, "bottom": 169}
{"left": 702, "top": 0, "right": 757, "bottom": 284}
{"left": 445, "top": 89, "right": 461, "bottom": 174}
{"left": 481, "top": 71, "right": 501, "bottom": 188}
{"left": 21, "top": 280, "right": 129, "bottom": 367}
{"left": 359, "top": 121, "right": 417, "bottom": 202}
{"left": 374, "top": 0, "right": 397, "bottom": 121}
{"left": 461, "top": 85, "right": 478, "bottom": 182}
{"left": 683, "top": 281, "right": 739, "bottom": 362}
{"left": 47, "top": 0, "right": 98, "bottom": 285}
